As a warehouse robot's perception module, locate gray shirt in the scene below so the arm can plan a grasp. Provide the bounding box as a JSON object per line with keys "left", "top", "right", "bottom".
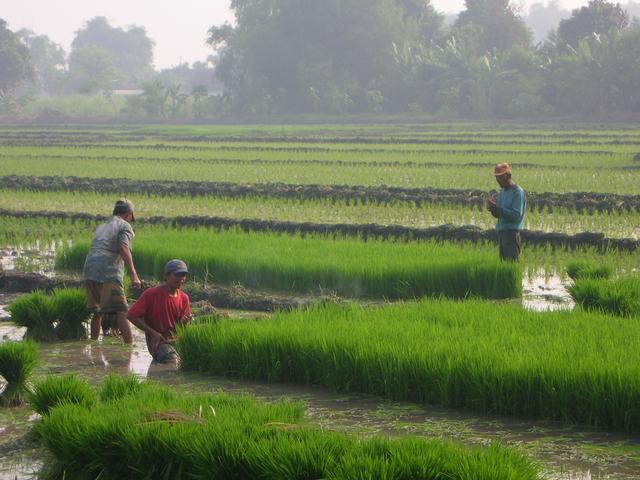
{"left": 82, "top": 216, "right": 134, "bottom": 283}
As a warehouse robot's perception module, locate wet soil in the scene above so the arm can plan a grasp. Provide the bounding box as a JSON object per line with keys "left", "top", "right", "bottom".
{"left": 0, "top": 270, "right": 314, "bottom": 313}
{"left": 1, "top": 319, "right": 639, "bottom": 480}
{"left": 3, "top": 175, "right": 640, "bottom": 213}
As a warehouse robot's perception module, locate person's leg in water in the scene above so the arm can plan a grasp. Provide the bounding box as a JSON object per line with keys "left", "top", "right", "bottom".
{"left": 116, "top": 310, "right": 133, "bottom": 344}
{"left": 90, "top": 312, "right": 104, "bottom": 340}
{"left": 88, "top": 281, "right": 132, "bottom": 344}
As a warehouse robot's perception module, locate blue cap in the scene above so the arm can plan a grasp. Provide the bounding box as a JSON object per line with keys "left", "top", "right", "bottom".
{"left": 164, "top": 259, "right": 189, "bottom": 275}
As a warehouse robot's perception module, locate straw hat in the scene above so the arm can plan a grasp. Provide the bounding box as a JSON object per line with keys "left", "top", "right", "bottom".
{"left": 493, "top": 163, "right": 512, "bottom": 176}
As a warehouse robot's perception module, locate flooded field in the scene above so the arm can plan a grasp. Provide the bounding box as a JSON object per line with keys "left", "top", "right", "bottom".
{"left": 1, "top": 316, "right": 639, "bottom": 480}
{"left": 1, "top": 124, "right": 639, "bottom": 479}
{"left": 522, "top": 273, "right": 575, "bottom": 312}
{"left": 0, "top": 246, "right": 56, "bottom": 277}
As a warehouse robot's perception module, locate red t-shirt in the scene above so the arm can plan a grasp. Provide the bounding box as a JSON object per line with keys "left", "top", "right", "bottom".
{"left": 128, "top": 285, "right": 191, "bottom": 336}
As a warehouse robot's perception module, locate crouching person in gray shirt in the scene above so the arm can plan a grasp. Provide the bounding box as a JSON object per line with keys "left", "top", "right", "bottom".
{"left": 83, "top": 199, "right": 141, "bottom": 344}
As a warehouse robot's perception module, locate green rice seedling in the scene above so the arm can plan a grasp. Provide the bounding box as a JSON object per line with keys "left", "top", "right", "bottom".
{"left": 2, "top": 144, "right": 639, "bottom": 193}
{"left": 4, "top": 188, "right": 640, "bottom": 239}
{"left": 34, "top": 379, "right": 539, "bottom": 479}
{"left": 0, "top": 340, "right": 39, "bottom": 407}
{"left": 329, "top": 437, "right": 540, "bottom": 480}
{"left": 52, "top": 288, "right": 90, "bottom": 340}
{"left": 57, "top": 227, "right": 522, "bottom": 300}
{"left": 566, "top": 260, "right": 613, "bottom": 280}
{"left": 4, "top": 215, "right": 638, "bottom": 280}
{"left": 177, "top": 298, "right": 640, "bottom": 432}
{"left": 3, "top": 124, "right": 640, "bottom": 195}
{"left": 29, "top": 374, "right": 96, "bottom": 415}
{"left": 569, "top": 276, "right": 640, "bottom": 317}
{"left": 8, "top": 291, "right": 57, "bottom": 342}
{"left": 98, "top": 373, "right": 142, "bottom": 402}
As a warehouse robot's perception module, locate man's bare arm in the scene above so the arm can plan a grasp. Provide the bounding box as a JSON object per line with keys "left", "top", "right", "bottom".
{"left": 127, "top": 314, "right": 165, "bottom": 351}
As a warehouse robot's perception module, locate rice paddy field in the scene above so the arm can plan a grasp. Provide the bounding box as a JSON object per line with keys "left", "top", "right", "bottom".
{"left": 1, "top": 123, "right": 640, "bottom": 479}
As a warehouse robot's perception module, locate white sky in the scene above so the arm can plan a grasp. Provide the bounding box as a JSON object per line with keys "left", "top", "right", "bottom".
{"left": 2, "top": 1, "right": 593, "bottom": 69}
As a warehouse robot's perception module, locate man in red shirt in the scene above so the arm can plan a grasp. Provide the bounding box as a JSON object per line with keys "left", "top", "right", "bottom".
{"left": 127, "top": 259, "right": 192, "bottom": 362}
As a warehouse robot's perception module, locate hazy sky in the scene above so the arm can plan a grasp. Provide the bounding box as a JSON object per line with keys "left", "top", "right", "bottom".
{"left": 3, "top": 1, "right": 593, "bottom": 69}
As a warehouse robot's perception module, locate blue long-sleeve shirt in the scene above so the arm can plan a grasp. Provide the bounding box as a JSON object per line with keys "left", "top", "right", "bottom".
{"left": 496, "top": 185, "right": 526, "bottom": 231}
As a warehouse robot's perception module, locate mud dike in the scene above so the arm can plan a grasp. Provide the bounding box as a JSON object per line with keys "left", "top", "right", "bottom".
{"left": 2, "top": 175, "right": 640, "bottom": 213}
{"left": 0, "top": 208, "right": 637, "bottom": 252}
{"left": 0, "top": 271, "right": 307, "bottom": 312}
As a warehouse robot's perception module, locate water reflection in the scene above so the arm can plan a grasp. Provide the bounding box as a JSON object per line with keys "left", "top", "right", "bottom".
{"left": 0, "top": 244, "right": 58, "bottom": 277}
{"left": 522, "top": 272, "right": 574, "bottom": 312}
{"left": 85, "top": 343, "right": 134, "bottom": 374}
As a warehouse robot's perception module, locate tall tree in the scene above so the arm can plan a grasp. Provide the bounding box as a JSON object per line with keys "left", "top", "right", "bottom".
{"left": 68, "top": 45, "right": 119, "bottom": 94}
{"left": 209, "top": 0, "right": 442, "bottom": 113}
{"left": 453, "top": 0, "right": 533, "bottom": 53}
{"left": 70, "top": 17, "right": 154, "bottom": 88}
{"left": 548, "top": 24, "right": 640, "bottom": 114}
{"left": 0, "top": 19, "right": 33, "bottom": 98}
{"left": 557, "top": 0, "right": 629, "bottom": 47}
{"left": 17, "top": 30, "right": 66, "bottom": 94}
{"left": 397, "top": 0, "right": 444, "bottom": 43}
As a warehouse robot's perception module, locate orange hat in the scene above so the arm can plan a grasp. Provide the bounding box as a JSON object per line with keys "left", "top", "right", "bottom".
{"left": 493, "top": 163, "right": 512, "bottom": 176}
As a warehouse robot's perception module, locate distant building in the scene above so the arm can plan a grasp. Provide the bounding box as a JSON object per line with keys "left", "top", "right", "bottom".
{"left": 112, "top": 89, "right": 145, "bottom": 96}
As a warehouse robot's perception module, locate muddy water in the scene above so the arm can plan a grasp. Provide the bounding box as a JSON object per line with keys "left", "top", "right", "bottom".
{"left": 1, "top": 319, "right": 639, "bottom": 480}
{"left": 522, "top": 273, "right": 574, "bottom": 312}
{"left": 0, "top": 245, "right": 57, "bottom": 277}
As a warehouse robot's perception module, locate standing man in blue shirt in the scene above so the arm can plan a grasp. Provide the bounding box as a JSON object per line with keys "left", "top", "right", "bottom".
{"left": 487, "top": 163, "right": 526, "bottom": 261}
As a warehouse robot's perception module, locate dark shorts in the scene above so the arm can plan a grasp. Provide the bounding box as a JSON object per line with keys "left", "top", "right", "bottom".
{"left": 498, "top": 230, "right": 522, "bottom": 261}
{"left": 84, "top": 280, "right": 128, "bottom": 313}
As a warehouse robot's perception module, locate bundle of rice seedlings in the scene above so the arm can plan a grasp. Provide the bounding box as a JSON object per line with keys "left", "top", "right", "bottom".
{"left": 8, "top": 291, "right": 57, "bottom": 342}
{"left": 566, "top": 260, "right": 613, "bottom": 281}
{"left": 178, "top": 298, "right": 640, "bottom": 431}
{"left": 52, "top": 288, "right": 89, "bottom": 340}
{"left": 0, "top": 340, "right": 39, "bottom": 407}
{"left": 99, "top": 373, "right": 142, "bottom": 402}
{"left": 570, "top": 276, "right": 640, "bottom": 317}
{"left": 58, "top": 229, "right": 522, "bottom": 301}
{"left": 34, "top": 380, "right": 540, "bottom": 479}
{"left": 29, "top": 374, "right": 96, "bottom": 415}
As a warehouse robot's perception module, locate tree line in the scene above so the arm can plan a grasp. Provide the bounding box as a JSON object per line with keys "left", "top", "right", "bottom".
{"left": 1, "top": 0, "right": 640, "bottom": 119}
{"left": 0, "top": 16, "right": 221, "bottom": 118}
{"left": 211, "top": 0, "right": 640, "bottom": 118}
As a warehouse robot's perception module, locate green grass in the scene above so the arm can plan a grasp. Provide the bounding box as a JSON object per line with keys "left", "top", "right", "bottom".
{"left": 20, "top": 94, "right": 128, "bottom": 118}
{"left": 177, "top": 299, "right": 640, "bottom": 432}
{"left": 56, "top": 227, "right": 522, "bottom": 300}
{"left": 569, "top": 276, "right": 640, "bottom": 317}
{"left": 0, "top": 341, "right": 39, "bottom": 407}
{"left": 33, "top": 375, "right": 540, "bottom": 480}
